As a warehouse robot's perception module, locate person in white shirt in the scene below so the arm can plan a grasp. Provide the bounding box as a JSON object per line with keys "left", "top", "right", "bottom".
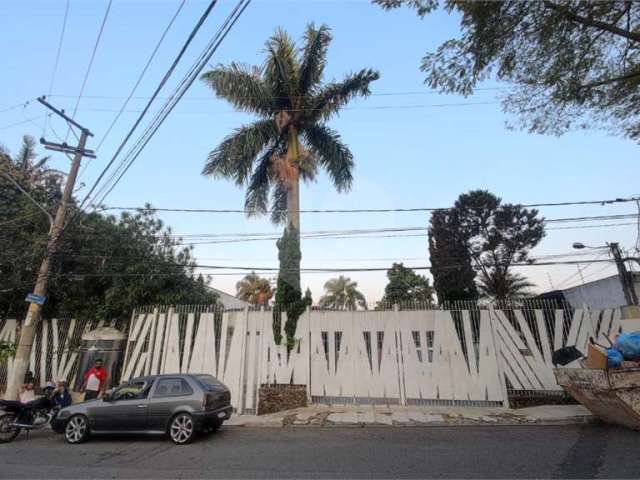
{"left": 19, "top": 382, "right": 35, "bottom": 404}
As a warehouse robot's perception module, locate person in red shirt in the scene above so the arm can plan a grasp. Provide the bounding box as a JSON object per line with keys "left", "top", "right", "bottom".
{"left": 82, "top": 359, "right": 108, "bottom": 401}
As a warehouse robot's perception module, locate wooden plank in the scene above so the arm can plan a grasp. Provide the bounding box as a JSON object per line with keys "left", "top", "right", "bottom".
{"left": 51, "top": 319, "right": 60, "bottom": 381}
{"left": 565, "top": 309, "right": 583, "bottom": 346}
{"left": 181, "top": 313, "right": 195, "bottom": 373}
{"left": 145, "top": 309, "right": 158, "bottom": 375}
{"left": 39, "top": 320, "right": 48, "bottom": 386}
{"left": 150, "top": 312, "right": 166, "bottom": 375}
{"left": 553, "top": 310, "right": 565, "bottom": 351}
{"left": 162, "top": 311, "right": 180, "bottom": 374}
{"left": 534, "top": 310, "right": 553, "bottom": 365}
{"left": 122, "top": 315, "right": 152, "bottom": 380}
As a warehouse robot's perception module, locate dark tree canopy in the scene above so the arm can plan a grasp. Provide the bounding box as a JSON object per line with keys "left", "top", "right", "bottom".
{"left": 453, "top": 190, "right": 545, "bottom": 300}
{"left": 374, "top": 1, "right": 640, "bottom": 141}
{"left": 1, "top": 146, "right": 217, "bottom": 320}
{"left": 380, "top": 263, "right": 435, "bottom": 306}
{"left": 428, "top": 210, "right": 478, "bottom": 304}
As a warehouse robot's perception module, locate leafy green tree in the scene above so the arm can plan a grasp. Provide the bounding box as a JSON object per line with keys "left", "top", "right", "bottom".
{"left": 453, "top": 190, "right": 545, "bottom": 301}
{"left": 374, "top": 1, "right": 640, "bottom": 141}
{"left": 200, "top": 24, "right": 379, "bottom": 344}
{"left": 0, "top": 342, "right": 16, "bottom": 363}
{"left": 42, "top": 207, "right": 218, "bottom": 320}
{"left": 1, "top": 148, "right": 217, "bottom": 320}
{"left": 380, "top": 263, "right": 435, "bottom": 306}
{"left": 428, "top": 210, "right": 478, "bottom": 304}
{"left": 319, "top": 275, "right": 367, "bottom": 310}
{"left": 236, "top": 272, "right": 273, "bottom": 306}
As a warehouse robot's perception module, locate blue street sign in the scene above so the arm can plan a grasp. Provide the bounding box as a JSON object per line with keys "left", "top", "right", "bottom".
{"left": 25, "top": 293, "right": 46, "bottom": 305}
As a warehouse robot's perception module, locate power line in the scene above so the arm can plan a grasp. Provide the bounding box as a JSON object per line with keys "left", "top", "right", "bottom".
{"left": 43, "top": 100, "right": 501, "bottom": 116}
{"left": 547, "top": 222, "right": 636, "bottom": 230}
{"left": 42, "top": 215, "right": 640, "bottom": 240}
{"left": 93, "top": 0, "right": 187, "bottom": 154}
{"left": 98, "top": 196, "right": 640, "bottom": 215}
{"left": 45, "top": 0, "right": 70, "bottom": 135}
{"left": 76, "top": 0, "right": 222, "bottom": 214}
{"left": 65, "top": 0, "right": 113, "bottom": 140}
{"left": 0, "top": 116, "right": 46, "bottom": 131}
{"left": 37, "top": 257, "right": 618, "bottom": 280}
{"left": 46, "top": 86, "right": 508, "bottom": 101}
{"left": 90, "top": 0, "right": 252, "bottom": 208}
{"left": 0, "top": 99, "right": 34, "bottom": 114}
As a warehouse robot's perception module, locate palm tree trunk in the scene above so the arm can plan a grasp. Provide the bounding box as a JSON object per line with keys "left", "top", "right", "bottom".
{"left": 286, "top": 127, "right": 301, "bottom": 232}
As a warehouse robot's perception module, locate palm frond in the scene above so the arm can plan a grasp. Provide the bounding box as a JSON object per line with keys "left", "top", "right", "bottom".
{"left": 305, "top": 69, "right": 380, "bottom": 122}
{"left": 202, "top": 119, "right": 278, "bottom": 185}
{"left": 477, "top": 270, "right": 535, "bottom": 300}
{"left": 264, "top": 28, "right": 298, "bottom": 107}
{"left": 302, "top": 125, "right": 353, "bottom": 192}
{"left": 298, "top": 24, "right": 332, "bottom": 96}
{"left": 244, "top": 141, "right": 284, "bottom": 217}
{"left": 31, "top": 156, "right": 51, "bottom": 172}
{"left": 244, "top": 158, "right": 272, "bottom": 217}
{"left": 17, "top": 135, "right": 37, "bottom": 172}
{"left": 270, "top": 182, "right": 288, "bottom": 225}
{"left": 201, "top": 63, "right": 275, "bottom": 116}
{"left": 298, "top": 148, "right": 318, "bottom": 183}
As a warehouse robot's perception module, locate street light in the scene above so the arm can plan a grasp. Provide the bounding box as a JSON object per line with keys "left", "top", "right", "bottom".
{"left": 571, "top": 240, "right": 638, "bottom": 305}
{"left": 572, "top": 242, "right": 607, "bottom": 250}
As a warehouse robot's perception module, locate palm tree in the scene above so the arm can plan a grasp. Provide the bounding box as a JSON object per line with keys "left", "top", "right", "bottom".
{"left": 319, "top": 275, "right": 367, "bottom": 310}
{"left": 201, "top": 24, "right": 379, "bottom": 288}
{"left": 477, "top": 270, "right": 534, "bottom": 301}
{"left": 3, "top": 135, "right": 60, "bottom": 186}
{"left": 236, "top": 272, "right": 273, "bottom": 306}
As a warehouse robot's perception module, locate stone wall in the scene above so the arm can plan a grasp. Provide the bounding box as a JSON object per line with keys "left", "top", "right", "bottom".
{"left": 257, "top": 384, "right": 307, "bottom": 415}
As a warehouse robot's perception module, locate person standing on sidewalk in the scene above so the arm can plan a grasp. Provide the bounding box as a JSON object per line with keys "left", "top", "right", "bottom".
{"left": 81, "top": 359, "right": 107, "bottom": 401}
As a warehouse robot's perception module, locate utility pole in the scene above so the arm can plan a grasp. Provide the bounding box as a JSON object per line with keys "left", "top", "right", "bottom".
{"left": 610, "top": 242, "right": 639, "bottom": 306}
{"left": 5, "top": 96, "right": 95, "bottom": 400}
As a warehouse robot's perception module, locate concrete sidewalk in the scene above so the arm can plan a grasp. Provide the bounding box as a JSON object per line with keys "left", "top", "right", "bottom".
{"left": 226, "top": 404, "right": 596, "bottom": 428}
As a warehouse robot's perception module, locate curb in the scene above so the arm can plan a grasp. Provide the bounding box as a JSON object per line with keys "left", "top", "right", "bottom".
{"left": 226, "top": 416, "right": 599, "bottom": 428}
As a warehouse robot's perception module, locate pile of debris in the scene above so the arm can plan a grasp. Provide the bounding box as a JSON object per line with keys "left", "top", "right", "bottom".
{"left": 587, "top": 332, "right": 640, "bottom": 369}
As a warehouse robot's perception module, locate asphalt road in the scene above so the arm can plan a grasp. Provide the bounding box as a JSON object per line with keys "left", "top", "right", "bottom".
{"left": 0, "top": 425, "right": 638, "bottom": 478}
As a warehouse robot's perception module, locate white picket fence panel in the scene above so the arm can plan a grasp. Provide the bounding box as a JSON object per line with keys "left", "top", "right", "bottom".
{"left": 0, "top": 318, "right": 97, "bottom": 388}
{"left": 119, "top": 306, "right": 632, "bottom": 412}
{"left": 4, "top": 306, "right": 632, "bottom": 409}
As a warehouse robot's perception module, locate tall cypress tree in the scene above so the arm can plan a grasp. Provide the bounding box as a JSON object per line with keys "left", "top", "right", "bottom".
{"left": 428, "top": 210, "right": 478, "bottom": 304}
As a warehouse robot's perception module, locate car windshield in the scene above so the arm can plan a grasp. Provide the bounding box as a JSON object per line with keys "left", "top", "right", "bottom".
{"left": 112, "top": 381, "right": 148, "bottom": 400}
{"left": 193, "top": 374, "right": 222, "bottom": 390}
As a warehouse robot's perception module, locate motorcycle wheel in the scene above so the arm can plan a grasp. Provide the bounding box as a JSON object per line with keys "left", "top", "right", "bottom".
{"left": 0, "top": 413, "right": 20, "bottom": 443}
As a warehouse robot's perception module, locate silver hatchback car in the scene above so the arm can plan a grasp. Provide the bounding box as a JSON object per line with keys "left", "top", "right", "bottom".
{"left": 52, "top": 373, "right": 232, "bottom": 445}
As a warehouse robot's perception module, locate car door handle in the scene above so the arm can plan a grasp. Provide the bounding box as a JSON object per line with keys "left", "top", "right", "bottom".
{"left": 136, "top": 404, "right": 147, "bottom": 408}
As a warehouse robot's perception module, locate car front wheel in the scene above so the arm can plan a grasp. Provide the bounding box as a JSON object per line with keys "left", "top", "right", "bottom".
{"left": 169, "top": 413, "right": 196, "bottom": 445}
{"left": 65, "top": 415, "right": 89, "bottom": 444}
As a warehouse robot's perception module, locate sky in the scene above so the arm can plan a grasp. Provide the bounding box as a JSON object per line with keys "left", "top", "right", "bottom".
{"left": 1, "top": 0, "right": 639, "bottom": 303}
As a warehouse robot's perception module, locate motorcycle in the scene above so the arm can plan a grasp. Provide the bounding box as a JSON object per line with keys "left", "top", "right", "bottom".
{"left": 0, "top": 386, "right": 60, "bottom": 443}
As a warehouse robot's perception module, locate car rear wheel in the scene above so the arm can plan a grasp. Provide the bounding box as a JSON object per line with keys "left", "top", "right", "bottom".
{"left": 0, "top": 414, "right": 20, "bottom": 443}
{"left": 65, "top": 415, "right": 89, "bottom": 444}
{"left": 169, "top": 413, "right": 195, "bottom": 445}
